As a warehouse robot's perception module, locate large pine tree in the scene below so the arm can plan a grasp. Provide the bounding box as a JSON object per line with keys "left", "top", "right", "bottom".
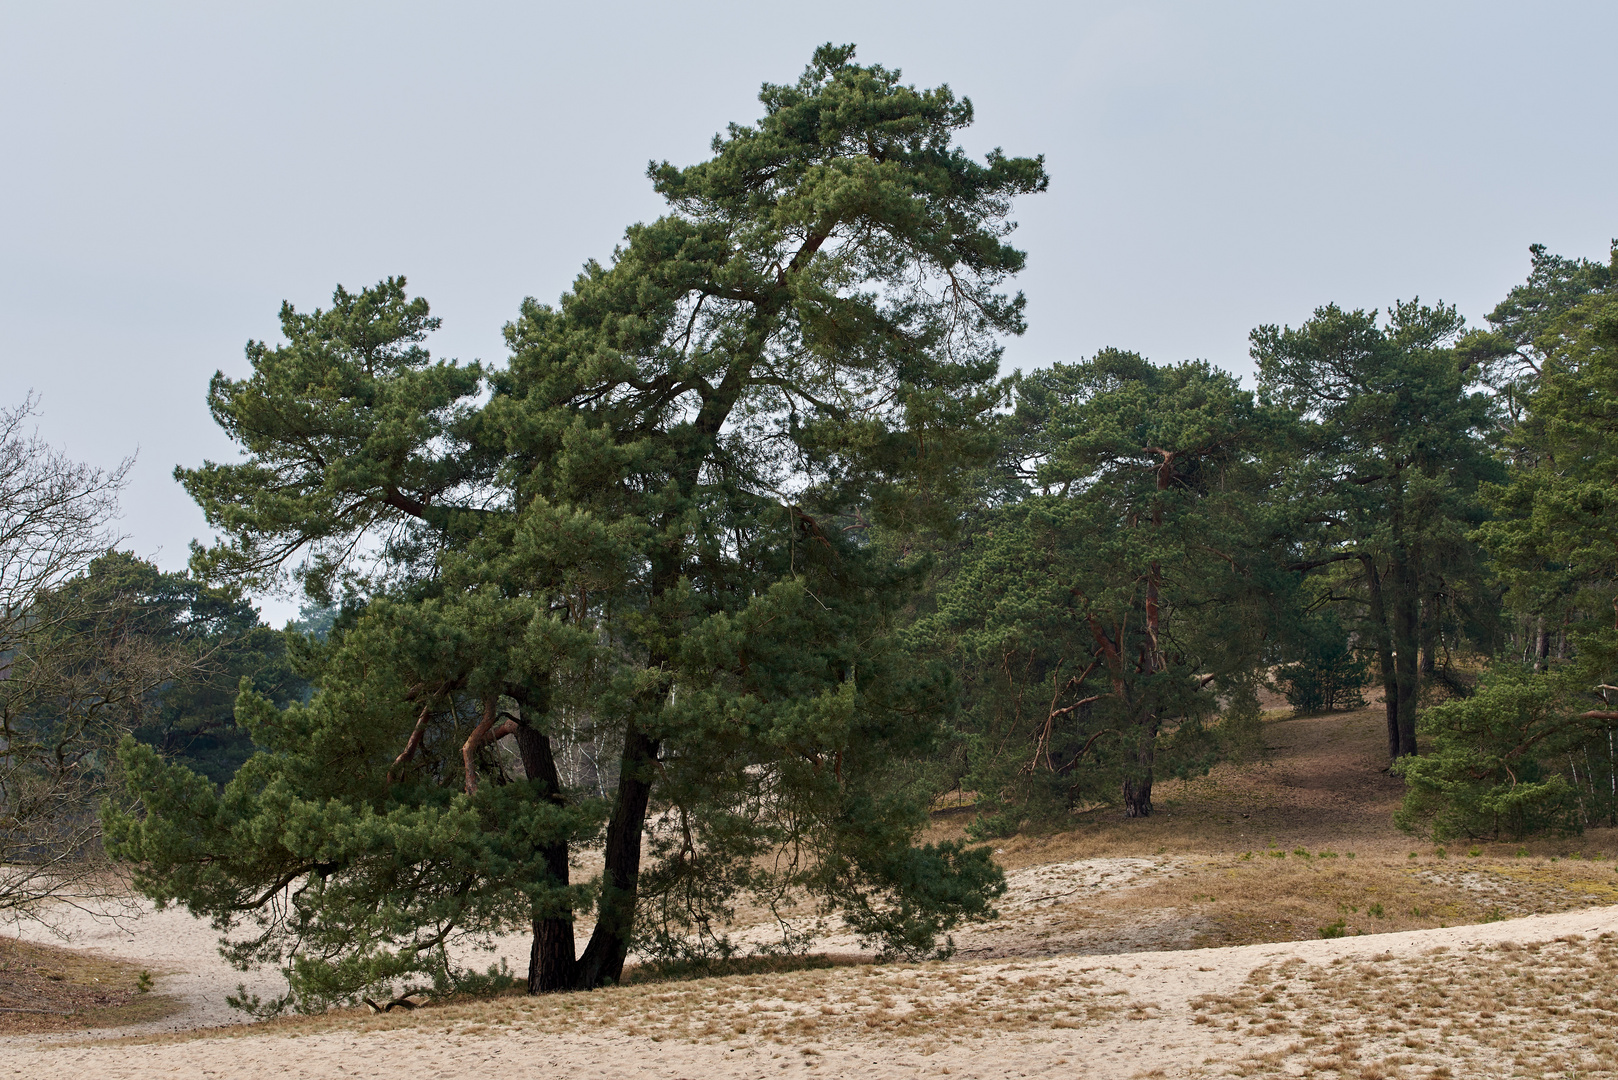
{"left": 106, "top": 45, "right": 1046, "bottom": 1006}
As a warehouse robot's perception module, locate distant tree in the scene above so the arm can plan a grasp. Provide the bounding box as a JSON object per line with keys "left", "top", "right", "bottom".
{"left": 106, "top": 45, "right": 1046, "bottom": 1007}
{"left": 1272, "top": 611, "right": 1367, "bottom": 714}
{"left": 72, "top": 552, "right": 309, "bottom": 787}
{"left": 1461, "top": 241, "right": 1613, "bottom": 393}
{"left": 0, "top": 400, "right": 199, "bottom": 920}
{"left": 1401, "top": 242, "right": 1618, "bottom": 837}
{"left": 1458, "top": 242, "right": 1615, "bottom": 665}
{"left": 919, "top": 352, "right": 1283, "bottom": 825}
{"left": 1254, "top": 301, "right": 1501, "bottom": 758}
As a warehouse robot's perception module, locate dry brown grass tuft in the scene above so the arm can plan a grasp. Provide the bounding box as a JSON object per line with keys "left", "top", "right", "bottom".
{"left": 107, "top": 959, "right": 1126, "bottom": 1050}
{"left": 0, "top": 936, "right": 183, "bottom": 1034}
{"left": 1193, "top": 932, "right": 1618, "bottom": 1077}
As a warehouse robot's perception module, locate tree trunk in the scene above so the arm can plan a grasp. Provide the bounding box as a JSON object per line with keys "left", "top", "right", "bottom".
{"left": 513, "top": 719, "right": 579, "bottom": 993}
{"left": 563, "top": 366, "right": 748, "bottom": 989}
{"left": 1122, "top": 711, "right": 1160, "bottom": 817}
{"left": 1419, "top": 588, "right": 1440, "bottom": 679}
{"left": 1360, "top": 555, "right": 1399, "bottom": 760}
{"left": 1121, "top": 774, "right": 1153, "bottom": 817}
{"left": 574, "top": 723, "right": 660, "bottom": 988}
{"left": 1122, "top": 457, "right": 1172, "bottom": 819}
{"left": 1391, "top": 553, "right": 1421, "bottom": 757}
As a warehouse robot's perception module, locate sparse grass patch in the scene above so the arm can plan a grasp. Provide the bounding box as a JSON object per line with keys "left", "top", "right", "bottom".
{"left": 1077, "top": 851, "right": 1571, "bottom": 948}
{"left": 620, "top": 952, "right": 864, "bottom": 986}
{"left": 0, "top": 936, "right": 183, "bottom": 1034}
{"left": 103, "top": 957, "right": 1124, "bottom": 1050}
{"left": 1201, "top": 933, "right": 1618, "bottom": 1078}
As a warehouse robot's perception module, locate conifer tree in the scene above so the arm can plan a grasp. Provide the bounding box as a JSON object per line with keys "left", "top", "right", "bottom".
{"left": 106, "top": 45, "right": 1045, "bottom": 1004}
{"left": 921, "top": 352, "right": 1283, "bottom": 824}
{"left": 1253, "top": 301, "right": 1500, "bottom": 758}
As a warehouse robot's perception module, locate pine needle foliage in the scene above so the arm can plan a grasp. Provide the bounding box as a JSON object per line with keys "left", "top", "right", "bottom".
{"left": 104, "top": 45, "right": 1045, "bottom": 1007}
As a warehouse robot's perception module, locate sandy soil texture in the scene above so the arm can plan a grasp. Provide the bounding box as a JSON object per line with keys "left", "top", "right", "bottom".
{"left": 7, "top": 704, "right": 1618, "bottom": 1075}
{"left": 3, "top": 905, "right": 1616, "bottom": 1079}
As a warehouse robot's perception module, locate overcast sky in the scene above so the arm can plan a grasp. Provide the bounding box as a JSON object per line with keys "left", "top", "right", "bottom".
{"left": 3, "top": 1, "right": 1614, "bottom": 623}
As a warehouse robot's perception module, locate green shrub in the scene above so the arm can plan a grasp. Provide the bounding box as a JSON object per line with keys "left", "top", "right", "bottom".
{"left": 1394, "top": 669, "right": 1586, "bottom": 840}
{"left": 1274, "top": 613, "right": 1368, "bottom": 713}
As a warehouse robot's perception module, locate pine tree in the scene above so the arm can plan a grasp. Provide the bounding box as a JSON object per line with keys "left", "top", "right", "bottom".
{"left": 105, "top": 45, "right": 1046, "bottom": 1005}
{"left": 920, "top": 352, "right": 1283, "bottom": 825}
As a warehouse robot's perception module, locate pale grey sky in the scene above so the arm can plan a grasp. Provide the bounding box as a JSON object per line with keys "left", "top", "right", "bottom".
{"left": 3, "top": 1, "right": 1614, "bottom": 623}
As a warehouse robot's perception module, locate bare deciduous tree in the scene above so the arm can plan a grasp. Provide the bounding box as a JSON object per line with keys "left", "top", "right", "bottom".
{"left": 0, "top": 396, "right": 193, "bottom": 922}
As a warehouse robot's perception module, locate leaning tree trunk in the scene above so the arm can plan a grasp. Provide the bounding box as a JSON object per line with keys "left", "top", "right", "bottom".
{"left": 561, "top": 362, "right": 749, "bottom": 989}
{"left": 573, "top": 724, "right": 660, "bottom": 988}
{"left": 570, "top": 559, "right": 685, "bottom": 989}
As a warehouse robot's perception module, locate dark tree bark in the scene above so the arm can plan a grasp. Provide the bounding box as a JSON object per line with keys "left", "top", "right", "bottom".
{"left": 1361, "top": 554, "right": 1400, "bottom": 760}
{"left": 1419, "top": 588, "right": 1441, "bottom": 678}
{"left": 1121, "top": 714, "right": 1160, "bottom": 818}
{"left": 1120, "top": 455, "right": 1174, "bottom": 819}
{"left": 1390, "top": 551, "right": 1421, "bottom": 757}
{"left": 574, "top": 725, "right": 660, "bottom": 988}
{"left": 513, "top": 721, "right": 578, "bottom": 993}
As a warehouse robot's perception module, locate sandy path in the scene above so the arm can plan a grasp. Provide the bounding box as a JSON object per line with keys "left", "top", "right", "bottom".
{"left": 4, "top": 903, "right": 1615, "bottom": 1078}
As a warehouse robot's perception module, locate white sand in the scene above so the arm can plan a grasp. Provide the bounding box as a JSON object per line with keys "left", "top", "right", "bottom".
{"left": 4, "top": 864, "right": 1616, "bottom": 1078}
{"left": 1, "top": 856, "right": 1181, "bottom": 1037}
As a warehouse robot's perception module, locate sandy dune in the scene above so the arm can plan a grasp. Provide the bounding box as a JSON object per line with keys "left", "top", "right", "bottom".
{"left": 10, "top": 704, "right": 1618, "bottom": 1076}
{"left": 4, "top": 885, "right": 1616, "bottom": 1078}
{"left": 1, "top": 855, "right": 1185, "bottom": 1038}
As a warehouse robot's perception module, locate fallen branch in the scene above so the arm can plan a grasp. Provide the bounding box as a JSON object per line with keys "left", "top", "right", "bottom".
{"left": 363, "top": 994, "right": 424, "bottom": 1013}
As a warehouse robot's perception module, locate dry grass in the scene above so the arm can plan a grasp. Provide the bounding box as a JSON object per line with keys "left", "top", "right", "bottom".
{"left": 104, "top": 957, "right": 1127, "bottom": 1051}
{"left": 922, "top": 701, "right": 1618, "bottom": 958}
{"left": 0, "top": 935, "right": 182, "bottom": 1034}
{"left": 936, "top": 703, "right": 1618, "bottom": 866}
{"left": 1193, "top": 932, "right": 1618, "bottom": 1077}
{"left": 19, "top": 696, "right": 1618, "bottom": 1079}
{"left": 1086, "top": 849, "right": 1618, "bottom": 949}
